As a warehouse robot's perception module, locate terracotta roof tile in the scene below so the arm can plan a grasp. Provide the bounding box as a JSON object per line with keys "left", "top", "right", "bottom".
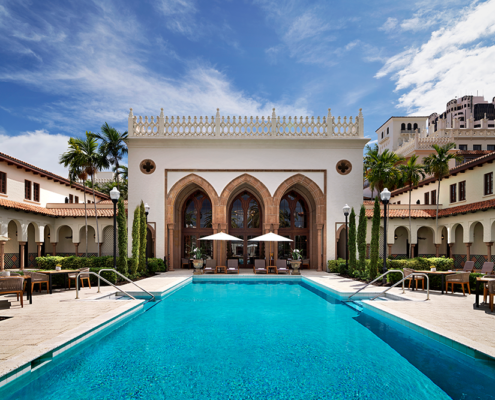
{"left": 98, "top": 200, "right": 128, "bottom": 205}
{"left": 365, "top": 208, "right": 436, "bottom": 218}
{"left": 437, "top": 198, "right": 495, "bottom": 217}
{"left": 0, "top": 199, "right": 116, "bottom": 217}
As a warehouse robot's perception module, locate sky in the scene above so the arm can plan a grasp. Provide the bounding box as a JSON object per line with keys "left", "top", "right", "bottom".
{"left": 1, "top": 0, "right": 495, "bottom": 175}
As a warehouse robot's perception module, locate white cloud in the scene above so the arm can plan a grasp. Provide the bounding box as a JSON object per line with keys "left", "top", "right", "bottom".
{"left": 375, "top": 0, "right": 495, "bottom": 114}
{"left": 0, "top": 130, "right": 72, "bottom": 176}
{"left": 379, "top": 17, "right": 398, "bottom": 33}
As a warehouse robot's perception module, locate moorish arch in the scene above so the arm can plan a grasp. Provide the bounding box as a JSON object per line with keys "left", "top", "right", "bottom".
{"left": 273, "top": 174, "right": 326, "bottom": 270}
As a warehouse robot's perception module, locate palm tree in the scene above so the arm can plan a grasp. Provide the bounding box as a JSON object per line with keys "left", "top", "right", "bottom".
{"left": 60, "top": 139, "right": 90, "bottom": 257}
{"left": 91, "top": 123, "right": 128, "bottom": 189}
{"left": 61, "top": 133, "right": 109, "bottom": 255}
{"left": 365, "top": 145, "right": 404, "bottom": 195}
{"left": 423, "top": 143, "right": 463, "bottom": 233}
{"left": 398, "top": 155, "right": 425, "bottom": 257}
{"left": 114, "top": 165, "right": 128, "bottom": 182}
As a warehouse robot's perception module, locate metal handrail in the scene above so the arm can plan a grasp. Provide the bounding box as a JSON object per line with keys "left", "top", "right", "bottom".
{"left": 370, "top": 273, "right": 430, "bottom": 301}
{"left": 97, "top": 269, "right": 155, "bottom": 301}
{"left": 75, "top": 271, "right": 136, "bottom": 300}
{"left": 348, "top": 270, "right": 405, "bottom": 300}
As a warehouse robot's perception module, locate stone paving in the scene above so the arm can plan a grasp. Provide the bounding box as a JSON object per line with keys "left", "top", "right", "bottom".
{"left": 1, "top": 268, "right": 495, "bottom": 380}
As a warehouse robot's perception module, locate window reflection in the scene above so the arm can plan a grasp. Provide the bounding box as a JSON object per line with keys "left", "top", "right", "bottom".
{"left": 231, "top": 199, "right": 244, "bottom": 228}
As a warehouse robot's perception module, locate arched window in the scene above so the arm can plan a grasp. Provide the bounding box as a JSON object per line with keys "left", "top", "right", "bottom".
{"left": 401, "top": 123, "right": 405, "bottom": 131}
{"left": 182, "top": 190, "right": 213, "bottom": 262}
{"left": 407, "top": 123, "right": 412, "bottom": 130}
{"left": 229, "top": 191, "right": 263, "bottom": 267}
{"left": 278, "top": 191, "right": 309, "bottom": 261}
{"left": 413, "top": 123, "right": 418, "bottom": 130}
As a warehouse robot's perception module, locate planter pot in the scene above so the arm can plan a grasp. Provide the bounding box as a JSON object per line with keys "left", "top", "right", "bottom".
{"left": 290, "top": 260, "right": 302, "bottom": 275}
{"left": 192, "top": 259, "right": 203, "bottom": 274}
{"left": 1, "top": 271, "right": 10, "bottom": 277}
{"left": 430, "top": 268, "right": 436, "bottom": 272}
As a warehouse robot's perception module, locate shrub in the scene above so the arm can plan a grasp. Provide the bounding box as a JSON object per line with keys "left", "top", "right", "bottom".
{"left": 35, "top": 256, "right": 66, "bottom": 270}
{"left": 139, "top": 201, "right": 147, "bottom": 274}
{"left": 357, "top": 205, "right": 367, "bottom": 273}
{"left": 348, "top": 208, "right": 357, "bottom": 274}
{"left": 148, "top": 258, "right": 167, "bottom": 274}
{"left": 117, "top": 196, "right": 128, "bottom": 275}
{"left": 369, "top": 197, "right": 381, "bottom": 280}
{"left": 131, "top": 206, "right": 140, "bottom": 275}
{"left": 339, "top": 263, "right": 348, "bottom": 276}
{"left": 385, "top": 257, "right": 455, "bottom": 288}
{"left": 327, "top": 259, "right": 345, "bottom": 273}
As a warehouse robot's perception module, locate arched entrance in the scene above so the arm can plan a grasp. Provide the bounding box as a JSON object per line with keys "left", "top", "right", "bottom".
{"left": 181, "top": 190, "right": 213, "bottom": 262}
{"left": 228, "top": 190, "right": 263, "bottom": 268}
{"left": 278, "top": 191, "right": 309, "bottom": 259}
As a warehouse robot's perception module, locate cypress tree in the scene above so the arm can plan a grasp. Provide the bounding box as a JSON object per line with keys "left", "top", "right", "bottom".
{"left": 357, "top": 205, "right": 367, "bottom": 273}
{"left": 348, "top": 208, "right": 357, "bottom": 274}
{"left": 117, "top": 197, "right": 128, "bottom": 275}
{"left": 369, "top": 197, "right": 381, "bottom": 280}
{"left": 139, "top": 201, "right": 147, "bottom": 274}
{"left": 130, "top": 205, "right": 140, "bottom": 275}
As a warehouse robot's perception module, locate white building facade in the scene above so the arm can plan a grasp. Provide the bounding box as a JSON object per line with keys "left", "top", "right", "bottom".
{"left": 127, "top": 108, "right": 368, "bottom": 271}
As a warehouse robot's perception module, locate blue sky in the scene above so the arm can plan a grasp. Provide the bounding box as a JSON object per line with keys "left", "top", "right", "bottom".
{"left": 1, "top": 0, "right": 495, "bottom": 175}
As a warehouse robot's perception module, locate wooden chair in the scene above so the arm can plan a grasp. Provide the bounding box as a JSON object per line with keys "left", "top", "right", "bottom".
{"left": 276, "top": 259, "right": 289, "bottom": 274}
{"left": 254, "top": 259, "right": 267, "bottom": 274}
{"left": 487, "top": 280, "right": 495, "bottom": 312}
{"left": 204, "top": 259, "right": 216, "bottom": 274}
{"left": 68, "top": 268, "right": 91, "bottom": 289}
{"left": 181, "top": 258, "right": 190, "bottom": 269}
{"left": 456, "top": 261, "right": 474, "bottom": 272}
{"left": 483, "top": 275, "right": 495, "bottom": 303}
{"left": 445, "top": 272, "right": 471, "bottom": 295}
{"left": 302, "top": 259, "right": 310, "bottom": 270}
{"left": 404, "top": 268, "right": 425, "bottom": 290}
{"left": 226, "top": 259, "right": 239, "bottom": 274}
{"left": 25, "top": 272, "right": 49, "bottom": 293}
{"left": 0, "top": 277, "right": 24, "bottom": 308}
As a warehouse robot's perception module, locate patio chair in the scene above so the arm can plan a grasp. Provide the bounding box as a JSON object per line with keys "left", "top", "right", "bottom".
{"left": 0, "top": 277, "right": 24, "bottom": 308}
{"left": 226, "top": 259, "right": 239, "bottom": 274}
{"left": 254, "top": 259, "right": 267, "bottom": 274}
{"left": 456, "top": 261, "right": 475, "bottom": 272}
{"left": 68, "top": 268, "right": 91, "bottom": 289}
{"left": 276, "top": 259, "right": 289, "bottom": 274}
{"left": 480, "top": 262, "right": 494, "bottom": 275}
{"left": 181, "top": 258, "right": 190, "bottom": 269}
{"left": 302, "top": 259, "right": 310, "bottom": 270}
{"left": 403, "top": 268, "right": 425, "bottom": 290}
{"left": 487, "top": 280, "right": 495, "bottom": 312}
{"left": 483, "top": 275, "right": 495, "bottom": 303}
{"left": 445, "top": 272, "right": 471, "bottom": 295}
{"left": 24, "top": 271, "right": 49, "bottom": 294}
{"left": 204, "top": 259, "right": 216, "bottom": 274}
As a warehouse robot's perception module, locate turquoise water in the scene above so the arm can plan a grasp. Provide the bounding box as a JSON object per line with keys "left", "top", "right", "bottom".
{"left": 5, "top": 280, "right": 495, "bottom": 399}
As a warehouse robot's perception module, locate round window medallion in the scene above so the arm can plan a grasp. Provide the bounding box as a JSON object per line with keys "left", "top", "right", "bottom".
{"left": 336, "top": 160, "right": 352, "bottom": 175}
{"left": 140, "top": 159, "right": 156, "bottom": 175}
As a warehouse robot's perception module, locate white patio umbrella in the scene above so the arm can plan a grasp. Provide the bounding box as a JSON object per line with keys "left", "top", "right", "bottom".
{"left": 248, "top": 232, "right": 293, "bottom": 242}
{"left": 200, "top": 232, "right": 242, "bottom": 241}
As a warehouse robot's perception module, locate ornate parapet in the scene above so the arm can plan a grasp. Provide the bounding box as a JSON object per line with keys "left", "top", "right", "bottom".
{"left": 128, "top": 108, "right": 364, "bottom": 138}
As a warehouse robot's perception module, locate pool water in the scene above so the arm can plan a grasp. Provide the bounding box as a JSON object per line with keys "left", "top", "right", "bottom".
{"left": 5, "top": 280, "right": 495, "bottom": 399}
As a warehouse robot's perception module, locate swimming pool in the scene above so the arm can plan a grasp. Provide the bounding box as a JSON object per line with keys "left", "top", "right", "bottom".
{"left": 3, "top": 279, "right": 495, "bottom": 399}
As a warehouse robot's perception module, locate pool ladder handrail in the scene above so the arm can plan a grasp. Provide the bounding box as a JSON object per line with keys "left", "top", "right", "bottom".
{"left": 97, "top": 269, "right": 155, "bottom": 302}
{"left": 370, "top": 272, "right": 429, "bottom": 301}
{"left": 75, "top": 271, "right": 136, "bottom": 300}
{"left": 348, "top": 270, "right": 405, "bottom": 300}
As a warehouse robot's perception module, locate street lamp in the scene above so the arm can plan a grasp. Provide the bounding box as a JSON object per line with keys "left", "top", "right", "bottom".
{"left": 110, "top": 187, "right": 120, "bottom": 271}
{"left": 343, "top": 204, "right": 351, "bottom": 271}
{"left": 144, "top": 203, "right": 150, "bottom": 272}
{"left": 380, "top": 188, "right": 391, "bottom": 284}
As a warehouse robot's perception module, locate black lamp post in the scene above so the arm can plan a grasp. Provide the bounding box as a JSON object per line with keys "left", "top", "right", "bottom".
{"left": 380, "top": 188, "right": 391, "bottom": 284}
{"left": 145, "top": 203, "right": 150, "bottom": 272}
{"left": 343, "top": 204, "right": 350, "bottom": 271}
{"left": 110, "top": 187, "right": 120, "bottom": 271}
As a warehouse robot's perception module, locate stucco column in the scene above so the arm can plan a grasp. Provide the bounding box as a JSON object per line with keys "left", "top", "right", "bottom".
{"left": 466, "top": 243, "right": 472, "bottom": 261}
{"left": 435, "top": 244, "right": 440, "bottom": 257}
{"left": 36, "top": 242, "right": 42, "bottom": 257}
{"left": 168, "top": 224, "right": 175, "bottom": 271}
{"left": 0, "top": 241, "right": 5, "bottom": 271}
{"left": 317, "top": 224, "right": 323, "bottom": 271}
{"left": 388, "top": 244, "right": 392, "bottom": 256}
{"left": 449, "top": 243, "right": 454, "bottom": 260}
{"left": 74, "top": 243, "right": 79, "bottom": 257}
{"left": 487, "top": 243, "right": 493, "bottom": 261}
{"left": 19, "top": 242, "right": 26, "bottom": 270}
{"left": 52, "top": 243, "right": 57, "bottom": 256}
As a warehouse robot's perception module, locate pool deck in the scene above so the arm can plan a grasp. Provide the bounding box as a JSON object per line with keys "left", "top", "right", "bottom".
{"left": 1, "top": 269, "right": 495, "bottom": 382}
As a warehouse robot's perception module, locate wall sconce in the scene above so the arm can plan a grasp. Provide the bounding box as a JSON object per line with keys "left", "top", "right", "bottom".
{"left": 47, "top": 233, "right": 51, "bottom": 239}
{"left": 441, "top": 234, "right": 445, "bottom": 240}
{"left": 394, "top": 234, "right": 398, "bottom": 240}
{"left": 65, "top": 236, "right": 73, "bottom": 239}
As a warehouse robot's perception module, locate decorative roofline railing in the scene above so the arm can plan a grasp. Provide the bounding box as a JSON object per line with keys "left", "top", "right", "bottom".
{"left": 128, "top": 108, "right": 364, "bottom": 138}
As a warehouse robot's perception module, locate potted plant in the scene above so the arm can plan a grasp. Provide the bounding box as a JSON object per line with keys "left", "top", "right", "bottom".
{"left": 190, "top": 247, "right": 204, "bottom": 274}
{"left": 290, "top": 249, "right": 303, "bottom": 275}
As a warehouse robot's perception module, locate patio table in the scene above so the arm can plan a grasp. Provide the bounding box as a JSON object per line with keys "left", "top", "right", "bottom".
{"left": 38, "top": 270, "right": 81, "bottom": 294}
{"left": 412, "top": 270, "right": 454, "bottom": 294}
{"left": 475, "top": 276, "right": 495, "bottom": 308}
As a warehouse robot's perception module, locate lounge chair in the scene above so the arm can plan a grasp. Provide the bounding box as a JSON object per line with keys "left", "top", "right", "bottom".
{"left": 24, "top": 271, "right": 49, "bottom": 293}
{"left": 302, "top": 259, "right": 310, "bottom": 270}
{"left": 68, "top": 268, "right": 91, "bottom": 289}
{"left": 445, "top": 272, "right": 470, "bottom": 295}
{"left": 456, "top": 261, "right": 475, "bottom": 272}
{"left": 404, "top": 268, "right": 425, "bottom": 290}
{"left": 480, "top": 262, "right": 494, "bottom": 275}
{"left": 254, "top": 259, "right": 267, "bottom": 274}
{"left": 276, "top": 260, "right": 289, "bottom": 274}
{"left": 0, "top": 277, "right": 24, "bottom": 308}
{"left": 204, "top": 259, "right": 216, "bottom": 274}
{"left": 226, "top": 259, "right": 239, "bottom": 274}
